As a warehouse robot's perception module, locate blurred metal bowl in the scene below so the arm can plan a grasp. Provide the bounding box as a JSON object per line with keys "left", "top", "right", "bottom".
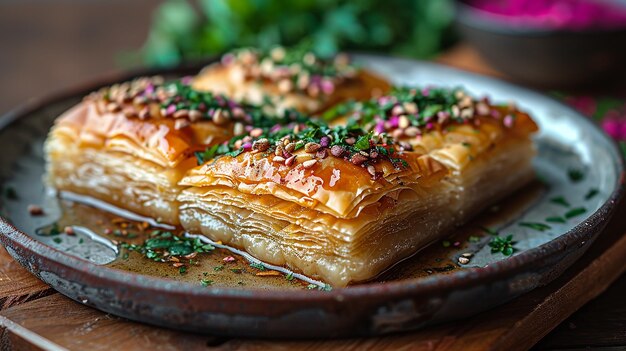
{"left": 455, "top": 1, "right": 626, "bottom": 88}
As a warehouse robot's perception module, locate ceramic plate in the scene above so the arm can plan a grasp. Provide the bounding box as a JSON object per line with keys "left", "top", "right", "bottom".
{"left": 0, "top": 56, "right": 623, "bottom": 338}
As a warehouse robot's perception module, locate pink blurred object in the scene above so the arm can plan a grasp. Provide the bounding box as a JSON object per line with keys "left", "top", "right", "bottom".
{"left": 601, "top": 112, "right": 626, "bottom": 140}
{"left": 468, "top": 0, "right": 626, "bottom": 30}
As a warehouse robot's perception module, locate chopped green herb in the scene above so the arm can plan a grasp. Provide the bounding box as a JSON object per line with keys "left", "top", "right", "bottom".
{"left": 78, "top": 238, "right": 84, "bottom": 244}
{"left": 565, "top": 207, "right": 586, "bottom": 219}
{"left": 123, "top": 231, "right": 215, "bottom": 262}
{"left": 200, "top": 278, "right": 213, "bottom": 287}
{"left": 546, "top": 216, "right": 566, "bottom": 223}
{"left": 550, "top": 196, "right": 570, "bottom": 207}
{"left": 36, "top": 223, "right": 61, "bottom": 236}
{"left": 306, "top": 283, "right": 332, "bottom": 291}
{"left": 585, "top": 188, "right": 599, "bottom": 200}
{"left": 4, "top": 186, "right": 17, "bottom": 200}
{"left": 230, "top": 268, "right": 242, "bottom": 274}
{"left": 194, "top": 144, "right": 220, "bottom": 165}
{"left": 354, "top": 132, "right": 373, "bottom": 150}
{"left": 489, "top": 235, "right": 516, "bottom": 256}
{"left": 468, "top": 236, "right": 480, "bottom": 243}
{"left": 213, "top": 265, "right": 224, "bottom": 271}
{"left": 249, "top": 262, "right": 265, "bottom": 271}
{"left": 203, "top": 272, "right": 209, "bottom": 276}
{"left": 178, "top": 266, "right": 187, "bottom": 275}
{"left": 568, "top": 169, "right": 585, "bottom": 182}
{"left": 52, "top": 237, "right": 62, "bottom": 244}
{"left": 286, "top": 272, "right": 295, "bottom": 281}
{"left": 519, "top": 222, "right": 551, "bottom": 232}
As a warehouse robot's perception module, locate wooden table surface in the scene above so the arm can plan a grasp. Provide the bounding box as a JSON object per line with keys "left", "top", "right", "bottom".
{"left": 1, "top": 2, "right": 626, "bottom": 350}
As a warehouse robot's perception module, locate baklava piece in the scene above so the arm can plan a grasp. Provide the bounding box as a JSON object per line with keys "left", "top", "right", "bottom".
{"left": 192, "top": 46, "right": 390, "bottom": 114}
{"left": 44, "top": 77, "right": 306, "bottom": 224}
{"left": 178, "top": 87, "right": 538, "bottom": 286}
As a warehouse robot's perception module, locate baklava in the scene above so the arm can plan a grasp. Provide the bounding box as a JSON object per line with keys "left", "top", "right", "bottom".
{"left": 326, "top": 86, "right": 539, "bottom": 223}
{"left": 178, "top": 88, "right": 538, "bottom": 286}
{"left": 44, "top": 77, "right": 307, "bottom": 224}
{"left": 192, "top": 46, "right": 390, "bottom": 114}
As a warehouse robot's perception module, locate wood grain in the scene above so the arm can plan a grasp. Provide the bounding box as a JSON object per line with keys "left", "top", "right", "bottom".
{"left": 0, "top": 294, "right": 214, "bottom": 351}
{"left": 0, "top": 247, "right": 52, "bottom": 310}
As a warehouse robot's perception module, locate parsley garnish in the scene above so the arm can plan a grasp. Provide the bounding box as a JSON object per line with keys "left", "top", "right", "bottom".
{"left": 585, "top": 189, "right": 599, "bottom": 200}
{"left": 306, "top": 283, "right": 332, "bottom": 291}
{"left": 568, "top": 169, "right": 585, "bottom": 182}
{"left": 565, "top": 207, "right": 586, "bottom": 218}
{"left": 213, "top": 265, "right": 224, "bottom": 272}
{"left": 354, "top": 132, "right": 373, "bottom": 150}
{"left": 550, "top": 196, "right": 570, "bottom": 207}
{"left": 249, "top": 262, "right": 266, "bottom": 271}
{"left": 36, "top": 223, "right": 61, "bottom": 236}
{"left": 121, "top": 231, "right": 214, "bottom": 262}
{"left": 285, "top": 272, "right": 295, "bottom": 281}
{"left": 546, "top": 216, "right": 566, "bottom": 223}
{"left": 519, "top": 222, "right": 551, "bottom": 232}
{"left": 200, "top": 278, "right": 213, "bottom": 287}
{"left": 489, "top": 235, "right": 516, "bottom": 256}
{"left": 4, "top": 186, "right": 17, "bottom": 200}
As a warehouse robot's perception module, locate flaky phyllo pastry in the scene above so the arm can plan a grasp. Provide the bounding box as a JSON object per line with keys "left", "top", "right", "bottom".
{"left": 45, "top": 48, "right": 389, "bottom": 226}
{"left": 44, "top": 76, "right": 311, "bottom": 224}
{"left": 179, "top": 88, "right": 538, "bottom": 286}
{"left": 192, "top": 46, "right": 390, "bottom": 114}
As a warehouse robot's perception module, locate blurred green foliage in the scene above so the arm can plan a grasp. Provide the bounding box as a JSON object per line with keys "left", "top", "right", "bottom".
{"left": 140, "top": 0, "right": 457, "bottom": 66}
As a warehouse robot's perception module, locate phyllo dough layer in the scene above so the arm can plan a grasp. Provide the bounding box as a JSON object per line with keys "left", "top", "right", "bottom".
{"left": 327, "top": 87, "right": 539, "bottom": 221}
{"left": 178, "top": 123, "right": 449, "bottom": 286}
{"left": 192, "top": 46, "right": 390, "bottom": 114}
{"left": 45, "top": 76, "right": 309, "bottom": 224}
{"left": 179, "top": 87, "right": 538, "bottom": 286}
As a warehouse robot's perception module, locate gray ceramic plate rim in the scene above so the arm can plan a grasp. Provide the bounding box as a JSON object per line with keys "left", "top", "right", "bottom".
{"left": 0, "top": 56, "right": 624, "bottom": 303}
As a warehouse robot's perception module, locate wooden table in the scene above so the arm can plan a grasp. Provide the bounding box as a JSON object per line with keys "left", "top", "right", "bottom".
{"left": 2, "top": 2, "right": 626, "bottom": 350}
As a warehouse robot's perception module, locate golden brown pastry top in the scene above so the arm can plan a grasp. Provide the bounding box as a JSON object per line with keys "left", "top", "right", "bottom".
{"left": 51, "top": 77, "right": 308, "bottom": 168}
{"left": 192, "top": 47, "right": 390, "bottom": 114}
{"left": 180, "top": 123, "right": 447, "bottom": 218}
{"left": 325, "top": 87, "right": 539, "bottom": 170}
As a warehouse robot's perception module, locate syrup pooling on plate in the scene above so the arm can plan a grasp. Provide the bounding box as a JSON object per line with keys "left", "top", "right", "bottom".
{"left": 35, "top": 196, "right": 328, "bottom": 290}
{"left": 27, "top": 179, "right": 546, "bottom": 289}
